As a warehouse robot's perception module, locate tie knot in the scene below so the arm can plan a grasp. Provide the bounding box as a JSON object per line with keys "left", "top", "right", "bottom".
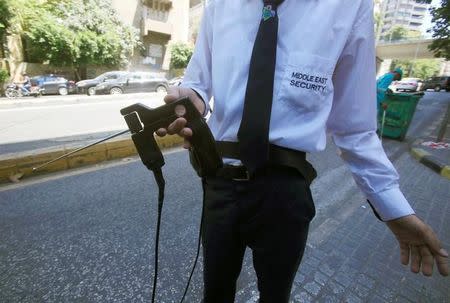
{"left": 263, "top": 0, "right": 284, "bottom": 8}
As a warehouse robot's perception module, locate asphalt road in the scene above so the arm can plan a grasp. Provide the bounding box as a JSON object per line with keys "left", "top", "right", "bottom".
{"left": 0, "top": 92, "right": 166, "bottom": 147}
{"left": 0, "top": 92, "right": 449, "bottom": 302}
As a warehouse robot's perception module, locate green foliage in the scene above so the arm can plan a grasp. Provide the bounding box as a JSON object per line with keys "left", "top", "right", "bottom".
{"left": 412, "top": 59, "right": 441, "bottom": 79}
{"left": 384, "top": 26, "right": 409, "bottom": 41}
{"left": 390, "top": 59, "right": 441, "bottom": 79}
{"left": 170, "top": 43, "right": 193, "bottom": 70}
{"left": 428, "top": 0, "right": 450, "bottom": 59}
{"left": 382, "top": 25, "right": 423, "bottom": 42}
{"left": 3, "top": 0, "right": 141, "bottom": 73}
{"left": 0, "top": 0, "right": 10, "bottom": 33}
{"left": 0, "top": 68, "right": 9, "bottom": 82}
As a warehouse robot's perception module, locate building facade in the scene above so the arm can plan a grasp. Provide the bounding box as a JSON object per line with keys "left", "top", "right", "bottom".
{"left": 111, "top": 0, "right": 189, "bottom": 71}
{"left": 188, "top": 0, "right": 204, "bottom": 43}
{"left": 378, "top": 0, "right": 429, "bottom": 41}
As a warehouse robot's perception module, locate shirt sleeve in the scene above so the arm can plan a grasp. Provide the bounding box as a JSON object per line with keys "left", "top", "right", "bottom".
{"left": 179, "top": 2, "right": 214, "bottom": 117}
{"left": 326, "top": 5, "right": 415, "bottom": 221}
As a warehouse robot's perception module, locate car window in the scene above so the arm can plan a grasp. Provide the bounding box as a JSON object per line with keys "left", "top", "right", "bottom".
{"left": 142, "top": 73, "right": 154, "bottom": 79}
{"left": 105, "top": 74, "right": 119, "bottom": 80}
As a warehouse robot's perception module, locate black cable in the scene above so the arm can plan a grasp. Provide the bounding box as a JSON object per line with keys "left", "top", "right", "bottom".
{"left": 179, "top": 179, "right": 206, "bottom": 303}
{"left": 151, "top": 168, "right": 165, "bottom": 303}
{"left": 149, "top": 168, "right": 205, "bottom": 303}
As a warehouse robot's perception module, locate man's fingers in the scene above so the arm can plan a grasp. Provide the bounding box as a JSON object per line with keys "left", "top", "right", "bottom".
{"left": 419, "top": 246, "right": 434, "bottom": 276}
{"left": 183, "top": 139, "right": 192, "bottom": 149}
{"left": 167, "top": 118, "right": 187, "bottom": 135}
{"left": 399, "top": 242, "right": 410, "bottom": 265}
{"left": 156, "top": 128, "right": 167, "bottom": 137}
{"left": 435, "top": 255, "right": 449, "bottom": 276}
{"left": 181, "top": 127, "right": 193, "bottom": 138}
{"left": 411, "top": 246, "right": 421, "bottom": 273}
{"left": 422, "top": 226, "right": 448, "bottom": 257}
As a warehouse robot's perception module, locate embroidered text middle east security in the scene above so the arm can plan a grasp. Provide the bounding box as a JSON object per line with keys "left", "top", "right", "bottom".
{"left": 290, "top": 72, "right": 328, "bottom": 92}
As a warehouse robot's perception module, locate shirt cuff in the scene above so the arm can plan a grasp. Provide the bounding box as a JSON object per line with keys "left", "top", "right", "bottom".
{"left": 366, "top": 187, "right": 415, "bottom": 221}
{"left": 179, "top": 83, "right": 210, "bottom": 117}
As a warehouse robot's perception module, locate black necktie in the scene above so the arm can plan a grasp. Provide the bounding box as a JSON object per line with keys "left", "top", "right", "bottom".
{"left": 237, "top": 0, "right": 283, "bottom": 174}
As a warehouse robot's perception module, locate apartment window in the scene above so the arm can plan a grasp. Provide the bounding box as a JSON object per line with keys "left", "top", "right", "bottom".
{"left": 413, "top": 6, "right": 427, "bottom": 12}
{"left": 144, "top": 0, "right": 172, "bottom": 22}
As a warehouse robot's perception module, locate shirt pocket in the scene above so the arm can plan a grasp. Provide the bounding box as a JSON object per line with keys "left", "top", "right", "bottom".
{"left": 278, "top": 52, "right": 335, "bottom": 113}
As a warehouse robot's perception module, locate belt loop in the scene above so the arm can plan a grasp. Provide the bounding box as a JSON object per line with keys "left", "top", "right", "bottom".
{"left": 232, "top": 170, "right": 250, "bottom": 181}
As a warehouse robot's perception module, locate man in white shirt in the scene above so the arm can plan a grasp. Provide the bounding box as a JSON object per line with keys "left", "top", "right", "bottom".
{"left": 157, "top": 0, "right": 448, "bottom": 301}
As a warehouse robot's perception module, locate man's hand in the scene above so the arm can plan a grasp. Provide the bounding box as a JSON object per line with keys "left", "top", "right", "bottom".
{"left": 386, "top": 214, "right": 448, "bottom": 276}
{"left": 155, "top": 86, "right": 205, "bottom": 149}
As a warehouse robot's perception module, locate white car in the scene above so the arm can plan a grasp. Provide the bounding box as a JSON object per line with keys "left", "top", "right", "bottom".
{"left": 391, "top": 78, "right": 423, "bottom": 92}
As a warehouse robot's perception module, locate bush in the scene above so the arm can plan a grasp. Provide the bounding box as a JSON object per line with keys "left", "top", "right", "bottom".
{"left": 170, "top": 43, "right": 193, "bottom": 70}
{"left": 0, "top": 68, "right": 8, "bottom": 83}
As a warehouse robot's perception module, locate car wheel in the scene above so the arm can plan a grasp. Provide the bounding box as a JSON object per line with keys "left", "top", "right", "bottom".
{"left": 87, "top": 87, "right": 96, "bottom": 96}
{"left": 109, "top": 87, "right": 123, "bottom": 95}
{"left": 156, "top": 85, "right": 167, "bottom": 93}
{"left": 58, "top": 87, "right": 69, "bottom": 96}
{"left": 434, "top": 85, "right": 441, "bottom": 92}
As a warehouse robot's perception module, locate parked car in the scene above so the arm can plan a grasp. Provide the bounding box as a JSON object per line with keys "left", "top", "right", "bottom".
{"left": 168, "top": 76, "right": 183, "bottom": 86}
{"left": 30, "top": 74, "right": 76, "bottom": 95}
{"left": 76, "top": 71, "right": 128, "bottom": 95}
{"left": 391, "top": 78, "right": 423, "bottom": 92}
{"left": 94, "top": 72, "right": 169, "bottom": 95}
{"left": 420, "top": 76, "right": 450, "bottom": 92}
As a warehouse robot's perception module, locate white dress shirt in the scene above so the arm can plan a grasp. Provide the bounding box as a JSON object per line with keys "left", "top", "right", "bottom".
{"left": 180, "top": 0, "right": 415, "bottom": 221}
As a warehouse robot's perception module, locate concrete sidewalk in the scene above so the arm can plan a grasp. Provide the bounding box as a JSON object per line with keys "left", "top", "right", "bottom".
{"left": 410, "top": 102, "right": 450, "bottom": 179}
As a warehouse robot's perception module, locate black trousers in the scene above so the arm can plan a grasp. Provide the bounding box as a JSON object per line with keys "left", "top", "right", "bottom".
{"left": 201, "top": 166, "right": 316, "bottom": 303}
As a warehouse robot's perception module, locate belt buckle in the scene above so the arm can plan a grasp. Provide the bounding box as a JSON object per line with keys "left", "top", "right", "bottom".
{"left": 232, "top": 169, "right": 250, "bottom": 181}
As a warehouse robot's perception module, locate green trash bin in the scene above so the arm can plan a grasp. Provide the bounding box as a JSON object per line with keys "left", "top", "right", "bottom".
{"left": 378, "top": 92, "right": 423, "bottom": 141}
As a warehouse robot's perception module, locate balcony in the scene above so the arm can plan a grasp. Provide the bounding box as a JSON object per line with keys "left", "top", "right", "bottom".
{"left": 142, "top": 19, "right": 173, "bottom": 36}
{"left": 141, "top": 6, "right": 173, "bottom": 37}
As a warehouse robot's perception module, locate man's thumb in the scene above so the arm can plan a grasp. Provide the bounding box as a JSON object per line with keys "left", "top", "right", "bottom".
{"left": 425, "top": 227, "right": 449, "bottom": 257}
{"left": 164, "top": 86, "right": 181, "bottom": 103}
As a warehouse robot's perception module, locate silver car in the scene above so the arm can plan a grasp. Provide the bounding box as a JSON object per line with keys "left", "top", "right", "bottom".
{"left": 392, "top": 78, "right": 423, "bottom": 92}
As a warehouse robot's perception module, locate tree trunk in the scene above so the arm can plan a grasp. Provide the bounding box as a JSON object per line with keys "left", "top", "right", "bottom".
{"left": 74, "top": 66, "right": 87, "bottom": 81}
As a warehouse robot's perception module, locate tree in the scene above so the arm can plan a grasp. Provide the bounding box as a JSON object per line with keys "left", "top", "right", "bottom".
{"left": 390, "top": 59, "right": 441, "bottom": 79}
{"left": 170, "top": 43, "right": 193, "bottom": 70}
{"left": 383, "top": 26, "right": 422, "bottom": 42}
{"left": 411, "top": 59, "right": 441, "bottom": 79}
{"left": 0, "top": 0, "right": 11, "bottom": 58}
{"left": 427, "top": 0, "right": 450, "bottom": 59}
{"left": 384, "top": 26, "right": 409, "bottom": 41}
{"left": 3, "top": 0, "right": 142, "bottom": 80}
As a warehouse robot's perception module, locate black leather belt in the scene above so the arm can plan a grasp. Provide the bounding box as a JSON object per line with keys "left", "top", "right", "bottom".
{"left": 214, "top": 141, "right": 317, "bottom": 184}
{"left": 216, "top": 165, "right": 251, "bottom": 181}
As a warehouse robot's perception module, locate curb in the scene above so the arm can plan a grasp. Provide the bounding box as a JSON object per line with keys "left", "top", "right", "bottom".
{"left": 410, "top": 145, "right": 450, "bottom": 180}
{"left": 0, "top": 134, "right": 184, "bottom": 184}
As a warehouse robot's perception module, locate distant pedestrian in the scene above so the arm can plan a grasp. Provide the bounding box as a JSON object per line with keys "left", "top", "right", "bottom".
{"left": 376, "top": 67, "right": 403, "bottom": 110}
